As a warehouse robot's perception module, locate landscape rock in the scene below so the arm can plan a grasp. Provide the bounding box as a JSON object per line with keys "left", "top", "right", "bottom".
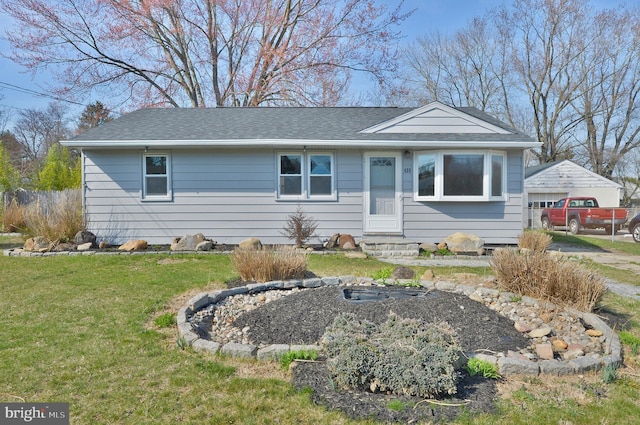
{"left": 421, "top": 269, "right": 435, "bottom": 281}
{"left": 390, "top": 266, "right": 415, "bottom": 280}
{"left": 535, "top": 343, "right": 554, "bottom": 360}
{"left": 196, "top": 240, "right": 214, "bottom": 251}
{"left": 586, "top": 329, "right": 603, "bottom": 337}
{"left": 118, "top": 240, "right": 148, "bottom": 251}
{"left": 326, "top": 233, "right": 340, "bottom": 249}
{"left": 552, "top": 339, "right": 568, "bottom": 351}
{"left": 514, "top": 321, "right": 534, "bottom": 333}
{"left": 239, "top": 237, "right": 262, "bottom": 250}
{"left": 338, "top": 234, "right": 356, "bottom": 250}
{"left": 171, "top": 233, "right": 210, "bottom": 251}
{"left": 52, "top": 242, "right": 76, "bottom": 252}
{"left": 442, "top": 232, "right": 485, "bottom": 255}
{"left": 529, "top": 326, "right": 552, "bottom": 338}
{"left": 74, "top": 230, "right": 97, "bottom": 248}
{"left": 344, "top": 252, "right": 367, "bottom": 259}
{"left": 24, "top": 237, "right": 52, "bottom": 252}
{"left": 419, "top": 242, "right": 438, "bottom": 254}
{"left": 77, "top": 242, "right": 93, "bottom": 251}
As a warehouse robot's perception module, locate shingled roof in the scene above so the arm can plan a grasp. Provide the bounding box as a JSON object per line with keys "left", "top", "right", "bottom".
{"left": 63, "top": 103, "right": 539, "bottom": 149}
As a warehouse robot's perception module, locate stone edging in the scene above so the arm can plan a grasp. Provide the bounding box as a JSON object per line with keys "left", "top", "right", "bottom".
{"left": 178, "top": 277, "right": 623, "bottom": 376}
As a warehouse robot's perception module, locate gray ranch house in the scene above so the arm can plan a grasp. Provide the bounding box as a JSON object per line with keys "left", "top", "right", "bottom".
{"left": 62, "top": 102, "right": 539, "bottom": 247}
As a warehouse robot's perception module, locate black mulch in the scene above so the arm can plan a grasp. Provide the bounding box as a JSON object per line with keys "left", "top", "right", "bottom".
{"left": 230, "top": 286, "right": 531, "bottom": 424}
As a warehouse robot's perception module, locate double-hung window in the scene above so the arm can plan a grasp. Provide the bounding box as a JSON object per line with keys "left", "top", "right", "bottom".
{"left": 143, "top": 153, "right": 172, "bottom": 201}
{"left": 278, "top": 152, "right": 335, "bottom": 199}
{"left": 414, "top": 151, "right": 506, "bottom": 201}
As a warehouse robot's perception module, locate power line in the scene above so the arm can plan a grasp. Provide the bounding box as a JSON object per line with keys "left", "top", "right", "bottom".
{"left": 0, "top": 81, "right": 85, "bottom": 106}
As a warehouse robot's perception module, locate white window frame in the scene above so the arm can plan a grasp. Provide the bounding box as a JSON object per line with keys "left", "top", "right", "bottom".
{"left": 277, "top": 152, "right": 336, "bottom": 200}
{"left": 142, "top": 152, "right": 172, "bottom": 201}
{"left": 413, "top": 150, "right": 506, "bottom": 202}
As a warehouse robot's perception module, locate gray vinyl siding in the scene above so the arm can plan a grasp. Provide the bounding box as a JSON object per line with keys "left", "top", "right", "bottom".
{"left": 402, "top": 151, "right": 524, "bottom": 245}
{"left": 83, "top": 149, "right": 365, "bottom": 245}
{"left": 82, "top": 148, "right": 525, "bottom": 246}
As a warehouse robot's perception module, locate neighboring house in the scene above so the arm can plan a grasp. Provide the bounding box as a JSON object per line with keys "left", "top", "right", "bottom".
{"left": 524, "top": 159, "right": 624, "bottom": 228}
{"left": 61, "top": 102, "right": 539, "bottom": 246}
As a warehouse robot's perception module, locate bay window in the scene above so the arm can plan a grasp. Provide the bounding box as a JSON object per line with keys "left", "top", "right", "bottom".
{"left": 414, "top": 151, "right": 506, "bottom": 201}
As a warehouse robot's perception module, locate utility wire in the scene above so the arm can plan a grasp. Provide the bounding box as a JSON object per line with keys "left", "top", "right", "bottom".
{"left": 0, "top": 81, "right": 85, "bottom": 106}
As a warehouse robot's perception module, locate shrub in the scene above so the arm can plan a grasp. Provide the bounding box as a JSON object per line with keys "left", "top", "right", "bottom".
{"left": 321, "top": 312, "right": 460, "bottom": 398}
{"left": 517, "top": 231, "right": 552, "bottom": 252}
{"left": 21, "top": 189, "right": 85, "bottom": 243}
{"left": 490, "top": 249, "right": 605, "bottom": 312}
{"left": 281, "top": 206, "right": 318, "bottom": 247}
{"left": 230, "top": 245, "right": 308, "bottom": 282}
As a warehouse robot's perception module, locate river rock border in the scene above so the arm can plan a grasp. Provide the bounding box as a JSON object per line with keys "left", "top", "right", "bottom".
{"left": 178, "top": 277, "right": 623, "bottom": 376}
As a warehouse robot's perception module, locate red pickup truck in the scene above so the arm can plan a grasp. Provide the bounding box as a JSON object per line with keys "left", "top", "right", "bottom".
{"left": 540, "top": 197, "right": 627, "bottom": 235}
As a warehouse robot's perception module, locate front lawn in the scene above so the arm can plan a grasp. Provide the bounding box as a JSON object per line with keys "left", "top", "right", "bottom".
{"left": 0, "top": 236, "right": 638, "bottom": 424}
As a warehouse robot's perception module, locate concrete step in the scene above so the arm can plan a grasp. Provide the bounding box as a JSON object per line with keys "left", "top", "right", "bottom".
{"left": 360, "top": 238, "right": 420, "bottom": 257}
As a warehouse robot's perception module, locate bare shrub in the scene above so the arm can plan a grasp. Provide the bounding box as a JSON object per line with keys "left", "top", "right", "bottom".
{"left": 230, "top": 245, "right": 308, "bottom": 283}
{"left": 281, "top": 206, "right": 318, "bottom": 247}
{"left": 517, "top": 231, "right": 552, "bottom": 252}
{"left": 2, "top": 198, "right": 27, "bottom": 232}
{"left": 491, "top": 249, "right": 606, "bottom": 312}
{"left": 22, "top": 189, "right": 84, "bottom": 243}
{"left": 322, "top": 312, "right": 460, "bottom": 398}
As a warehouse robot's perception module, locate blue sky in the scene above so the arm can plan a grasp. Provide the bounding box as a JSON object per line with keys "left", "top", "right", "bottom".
{"left": 0, "top": 0, "right": 507, "bottom": 123}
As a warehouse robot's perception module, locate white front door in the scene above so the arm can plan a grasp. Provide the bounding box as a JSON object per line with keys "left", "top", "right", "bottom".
{"left": 364, "top": 153, "right": 403, "bottom": 234}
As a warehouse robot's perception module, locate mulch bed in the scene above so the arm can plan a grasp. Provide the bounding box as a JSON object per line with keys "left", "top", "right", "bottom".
{"left": 231, "top": 286, "right": 531, "bottom": 424}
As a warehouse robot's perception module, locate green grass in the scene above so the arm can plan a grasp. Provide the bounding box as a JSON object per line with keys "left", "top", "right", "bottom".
{"left": 0, "top": 235, "right": 639, "bottom": 424}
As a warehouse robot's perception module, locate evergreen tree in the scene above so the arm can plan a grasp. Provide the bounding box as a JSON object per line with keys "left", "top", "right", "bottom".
{"left": 36, "top": 144, "right": 81, "bottom": 190}
{"left": 76, "top": 101, "right": 112, "bottom": 134}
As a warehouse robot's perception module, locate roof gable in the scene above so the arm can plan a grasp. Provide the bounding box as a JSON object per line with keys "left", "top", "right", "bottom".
{"left": 359, "top": 102, "right": 511, "bottom": 134}
{"left": 525, "top": 160, "right": 622, "bottom": 188}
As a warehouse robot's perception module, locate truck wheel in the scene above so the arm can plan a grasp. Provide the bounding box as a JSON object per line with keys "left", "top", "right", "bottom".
{"left": 569, "top": 218, "right": 580, "bottom": 235}
{"left": 632, "top": 224, "right": 640, "bottom": 243}
{"left": 604, "top": 225, "right": 616, "bottom": 235}
{"left": 541, "top": 217, "right": 553, "bottom": 231}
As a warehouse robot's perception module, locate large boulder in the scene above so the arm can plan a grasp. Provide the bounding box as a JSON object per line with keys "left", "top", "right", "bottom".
{"left": 74, "top": 230, "right": 97, "bottom": 248}
{"left": 118, "top": 240, "right": 148, "bottom": 251}
{"left": 171, "top": 233, "right": 213, "bottom": 251}
{"left": 442, "top": 232, "right": 485, "bottom": 255}
{"left": 338, "top": 234, "right": 357, "bottom": 250}
{"left": 238, "top": 237, "right": 262, "bottom": 250}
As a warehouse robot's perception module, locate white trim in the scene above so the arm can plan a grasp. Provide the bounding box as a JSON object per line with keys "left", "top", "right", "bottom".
{"left": 413, "top": 150, "right": 507, "bottom": 202}
{"left": 359, "top": 102, "right": 511, "bottom": 134}
{"left": 276, "top": 151, "right": 336, "bottom": 201}
{"left": 62, "top": 138, "right": 540, "bottom": 149}
{"left": 142, "top": 152, "right": 172, "bottom": 201}
{"left": 363, "top": 152, "right": 403, "bottom": 234}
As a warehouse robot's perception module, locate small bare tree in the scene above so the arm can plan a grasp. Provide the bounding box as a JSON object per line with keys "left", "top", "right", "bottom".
{"left": 282, "top": 206, "right": 318, "bottom": 248}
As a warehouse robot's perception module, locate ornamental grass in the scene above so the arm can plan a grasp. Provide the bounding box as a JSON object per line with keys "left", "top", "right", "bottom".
{"left": 490, "top": 248, "right": 606, "bottom": 312}
{"left": 230, "top": 245, "right": 308, "bottom": 282}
